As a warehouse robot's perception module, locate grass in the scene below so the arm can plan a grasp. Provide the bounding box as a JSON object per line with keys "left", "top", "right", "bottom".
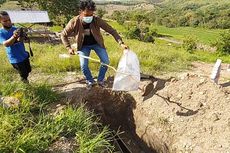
{"left": 107, "top": 20, "right": 127, "bottom": 34}
{"left": 0, "top": 82, "right": 114, "bottom": 153}
{"left": 49, "top": 26, "right": 64, "bottom": 32}
{"left": 151, "top": 25, "right": 224, "bottom": 45}
{"left": 190, "top": 50, "right": 230, "bottom": 63}
{"left": 108, "top": 20, "right": 225, "bottom": 45}
{"left": 1, "top": 31, "right": 229, "bottom": 77}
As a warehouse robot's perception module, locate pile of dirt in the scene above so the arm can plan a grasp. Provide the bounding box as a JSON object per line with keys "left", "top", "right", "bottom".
{"left": 131, "top": 73, "right": 230, "bottom": 152}
{"left": 52, "top": 62, "right": 230, "bottom": 152}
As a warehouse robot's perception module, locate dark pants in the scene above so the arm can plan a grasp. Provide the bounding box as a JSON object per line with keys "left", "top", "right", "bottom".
{"left": 11, "top": 58, "right": 31, "bottom": 82}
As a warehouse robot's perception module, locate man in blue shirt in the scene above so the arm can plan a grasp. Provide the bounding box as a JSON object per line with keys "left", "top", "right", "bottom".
{"left": 0, "top": 11, "right": 31, "bottom": 83}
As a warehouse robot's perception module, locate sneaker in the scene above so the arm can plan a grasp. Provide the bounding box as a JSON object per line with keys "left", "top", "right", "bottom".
{"left": 86, "top": 82, "right": 96, "bottom": 89}
{"left": 21, "top": 78, "right": 29, "bottom": 84}
{"left": 97, "top": 81, "right": 106, "bottom": 88}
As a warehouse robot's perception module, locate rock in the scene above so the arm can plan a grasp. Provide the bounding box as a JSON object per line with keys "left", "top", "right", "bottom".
{"left": 139, "top": 80, "right": 154, "bottom": 96}
{"left": 170, "top": 78, "right": 177, "bottom": 82}
{"left": 179, "top": 73, "right": 189, "bottom": 80}
{"left": 197, "top": 102, "right": 204, "bottom": 108}
{"left": 1, "top": 96, "right": 20, "bottom": 108}
{"left": 211, "top": 113, "right": 220, "bottom": 122}
{"left": 198, "top": 78, "right": 206, "bottom": 86}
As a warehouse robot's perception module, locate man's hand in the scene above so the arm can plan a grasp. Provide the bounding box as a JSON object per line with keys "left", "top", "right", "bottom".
{"left": 123, "top": 49, "right": 129, "bottom": 54}
{"left": 121, "top": 43, "right": 129, "bottom": 50}
{"left": 3, "top": 31, "right": 20, "bottom": 47}
{"left": 13, "top": 30, "right": 20, "bottom": 39}
{"left": 68, "top": 48, "right": 75, "bottom": 55}
{"left": 119, "top": 40, "right": 128, "bottom": 49}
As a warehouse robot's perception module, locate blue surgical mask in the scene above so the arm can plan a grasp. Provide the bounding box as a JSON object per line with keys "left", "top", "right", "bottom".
{"left": 82, "top": 16, "right": 93, "bottom": 24}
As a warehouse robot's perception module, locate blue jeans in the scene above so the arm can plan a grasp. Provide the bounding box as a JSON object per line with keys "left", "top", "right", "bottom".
{"left": 78, "top": 44, "right": 110, "bottom": 83}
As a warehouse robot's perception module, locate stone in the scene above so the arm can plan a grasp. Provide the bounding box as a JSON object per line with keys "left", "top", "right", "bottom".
{"left": 139, "top": 80, "right": 154, "bottom": 96}
{"left": 1, "top": 96, "right": 20, "bottom": 108}
{"left": 211, "top": 113, "right": 220, "bottom": 122}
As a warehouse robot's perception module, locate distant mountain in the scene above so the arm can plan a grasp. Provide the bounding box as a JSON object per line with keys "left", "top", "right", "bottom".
{"left": 162, "top": 0, "right": 230, "bottom": 5}
{"left": 95, "top": 0, "right": 164, "bottom": 3}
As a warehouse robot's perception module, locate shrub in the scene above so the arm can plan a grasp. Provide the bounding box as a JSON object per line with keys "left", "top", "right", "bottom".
{"left": 216, "top": 30, "right": 230, "bottom": 55}
{"left": 183, "top": 36, "right": 197, "bottom": 53}
{"left": 96, "top": 8, "right": 107, "bottom": 18}
{"left": 143, "top": 33, "right": 155, "bottom": 43}
{"left": 125, "top": 26, "right": 141, "bottom": 40}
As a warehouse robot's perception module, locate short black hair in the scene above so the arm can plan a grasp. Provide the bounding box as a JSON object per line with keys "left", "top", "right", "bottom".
{"left": 0, "top": 11, "right": 9, "bottom": 19}
{"left": 80, "top": 0, "right": 96, "bottom": 11}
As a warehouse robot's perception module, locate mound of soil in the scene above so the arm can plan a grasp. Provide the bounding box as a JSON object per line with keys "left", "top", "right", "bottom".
{"left": 52, "top": 62, "right": 230, "bottom": 153}
{"left": 131, "top": 73, "right": 229, "bottom": 152}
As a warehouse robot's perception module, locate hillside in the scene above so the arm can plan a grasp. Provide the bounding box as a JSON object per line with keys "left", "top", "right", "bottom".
{"left": 0, "top": 0, "right": 230, "bottom": 152}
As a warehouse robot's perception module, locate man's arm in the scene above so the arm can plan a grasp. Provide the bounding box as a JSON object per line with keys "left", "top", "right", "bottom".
{"left": 2, "top": 32, "right": 19, "bottom": 47}
{"left": 61, "top": 18, "right": 76, "bottom": 51}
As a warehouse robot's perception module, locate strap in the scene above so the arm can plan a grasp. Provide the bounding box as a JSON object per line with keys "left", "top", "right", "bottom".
{"left": 27, "top": 37, "right": 33, "bottom": 57}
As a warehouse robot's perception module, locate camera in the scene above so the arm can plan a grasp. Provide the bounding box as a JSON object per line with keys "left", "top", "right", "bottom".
{"left": 14, "top": 27, "right": 28, "bottom": 41}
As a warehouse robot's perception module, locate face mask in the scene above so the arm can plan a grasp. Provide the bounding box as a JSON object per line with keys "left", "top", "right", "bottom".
{"left": 82, "top": 16, "right": 93, "bottom": 24}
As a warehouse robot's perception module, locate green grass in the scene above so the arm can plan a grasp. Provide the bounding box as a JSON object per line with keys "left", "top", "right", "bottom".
{"left": 107, "top": 20, "right": 127, "bottom": 34}
{"left": 49, "top": 26, "right": 63, "bottom": 32}
{"left": 151, "top": 25, "right": 224, "bottom": 45}
{"left": 190, "top": 50, "right": 230, "bottom": 63}
{"left": 29, "top": 43, "right": 81, "bottom": 73}
{"left": 1, "top": 32, "right": 229, "bottom": 77}
{"left": 0, "top": 82, "right": 114, "bottom": 153}
{"left": 107, "top": 20, "right": 225, "bottom": 45}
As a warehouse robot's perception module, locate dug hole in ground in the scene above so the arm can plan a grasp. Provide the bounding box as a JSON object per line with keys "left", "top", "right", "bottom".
{"left": 52, "top": 61, "right": 230, "bottom": 153}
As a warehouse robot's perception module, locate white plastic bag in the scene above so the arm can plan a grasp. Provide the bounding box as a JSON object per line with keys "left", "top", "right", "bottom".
{"left": 112, "top": 49, "right": 140, "bottom": 91}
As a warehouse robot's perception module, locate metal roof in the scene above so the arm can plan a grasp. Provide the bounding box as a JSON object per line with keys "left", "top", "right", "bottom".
{"left": 6, "top": 11, "right": 50, "bottom": 23}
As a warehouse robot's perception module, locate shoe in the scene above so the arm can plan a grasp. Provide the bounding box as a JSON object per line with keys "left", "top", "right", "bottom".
{"left": 97, "top": 81, "right": 106, "bottom": 88}
{"left": 86, "top": 82, "right": 96, "bottom": 89}
{"left": 21, "top": 79, "right": 29, "bottom": 84}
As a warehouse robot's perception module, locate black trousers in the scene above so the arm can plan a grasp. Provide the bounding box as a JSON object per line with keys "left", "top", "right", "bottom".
{"left": 11, "top": 58, "right": 31, "bottom": 81}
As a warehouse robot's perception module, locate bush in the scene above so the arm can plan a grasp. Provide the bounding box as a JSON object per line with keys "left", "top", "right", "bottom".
{"left": 216, "top": 30, "right": 230, "bottom": 54}
{"left": 148, "top": 28, "right": 158, "bottom": 37}
{"left": 111, "top": 11, "right": 125, "bottom": 25}
{"left": 183, "top": 36, "right": 197, "bottom": 53}
{"left": 125, "top": 26, "right": 141, "bottom": 40}
{"left": 96, "top": 8, "right": 107, "bottom": 18}
{"left": 143, "top": 33, "right": 155, "bottom": 43}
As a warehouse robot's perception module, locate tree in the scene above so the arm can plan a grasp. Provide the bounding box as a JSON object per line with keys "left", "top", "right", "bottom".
{"left": 133, "top": 14, "right": 145, "bottom": 24}
{"left": 17, "top": 0, "right": 37, "bottom": 10}
{"left": 0, "top": 0, "right": 6, "bottom": 7}
{"left": 125, "top": 26, "right": 141, "bottom": 40}
{"left": 37, "top": 0, "right": 80, "bottom": 24}
{"left": 17, "top": 0, "right": 80, "bottom": 24}
{"left": 96, "top": 8, "right": 107, "bottom": 18}
{"left": 216, "top": 30, "right": 230, "bottom": 55}
{"left": 111, "top": 11, "right": 125, "bottom": 25}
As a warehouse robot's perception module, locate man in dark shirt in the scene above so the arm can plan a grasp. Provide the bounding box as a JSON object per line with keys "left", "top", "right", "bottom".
{"left": 61, "top": 0, "right": 128, "bottom": 89}
{"left": 82, "top": 23, "right": 97, "bottom": 46}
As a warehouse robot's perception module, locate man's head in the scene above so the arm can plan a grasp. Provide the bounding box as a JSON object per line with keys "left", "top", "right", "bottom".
{"left": 0, "top": 11, "right": 12, "bottom": 29}
{"left": 79, "top": 0, "right": 96, "bottom": 24}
